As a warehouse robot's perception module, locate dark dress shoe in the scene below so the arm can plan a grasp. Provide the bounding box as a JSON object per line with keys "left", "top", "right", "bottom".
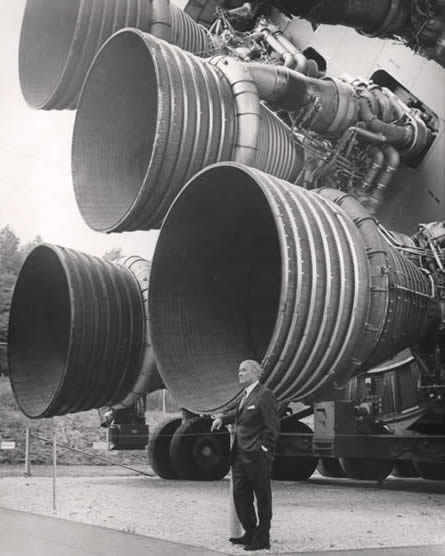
{"left": 243, "top": 540, "right": 271, "bottom": 551}
{"left": 229, "top": 533, "right": 254, "bottom": 545}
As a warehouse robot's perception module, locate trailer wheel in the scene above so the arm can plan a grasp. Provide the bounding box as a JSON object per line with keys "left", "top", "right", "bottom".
{"left": 317, "top": 458, "right": 346, "bottom": 478}
{"left": 272, "top": 418, "right": 317, "bottom": 481}
{"left": 170, "top": 417, "right": 230, "bottom": 480}
{"left": 414, "top": 461, "right": 445, "bottom": 481}
{"left": 392, "top": 461, "right": 419, "bottom": 478}
{"left": 147, "top": 417, "right": 182, "bottom": 479}
{"left": 339, "top": 458, "right": 393, "bottom": 481}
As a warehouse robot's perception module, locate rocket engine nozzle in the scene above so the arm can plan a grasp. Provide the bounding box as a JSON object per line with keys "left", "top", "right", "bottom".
{"left": 7, "top": 245, "right": 161, "bottom": 418}
{"left": 148, "top": 163, "right": 440, "bottom": 414}
{"left": 276, "top": 0, "right": 445, "bottom": 70}
{"left": 19, "top": 0, "right": 212, "bottom": 110}
{"left": 72, "top": 30, "right": 303, "bottom": 233}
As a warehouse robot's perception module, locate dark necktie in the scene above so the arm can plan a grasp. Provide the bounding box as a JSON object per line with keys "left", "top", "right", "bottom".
{"left": 239, "top": 389, "right": 248, "bottom": 409}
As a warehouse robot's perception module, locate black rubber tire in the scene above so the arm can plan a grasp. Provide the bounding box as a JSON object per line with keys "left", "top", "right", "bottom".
{"left": 392, "top": 461, "right": 419, "bottom": 478}
{"left": 272, "top": 417, "right": 317, "bottom": 481}
{"left": 147, "top": 417, "right": 182, "bottom": 479}
{"left": 414, "top": 461, "right": 445, "bottom": 481}
{"left": 340, "top": 457, "right": 394, "bottom": 481}
{"left": 170, "top": 417, "right": 230, "bottom": 480}
{"left": 317, "top": 458, "right": 346, "bottom": 478}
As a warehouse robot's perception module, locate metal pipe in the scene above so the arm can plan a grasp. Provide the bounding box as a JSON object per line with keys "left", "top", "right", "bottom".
{"left": 151, "top": 0, "right": 173, "bottom": 42}
{"left": 357, "top": 90, "right": 430, "bottom": 158}
{"left": 18, "top": 0, "right": 212, "bottom": 110}
{"left": 8, "top": 244, "right": 146, "bottom": 418}
{"left": 278, "top": 0, "right": 408, "bottom": 36}
{"left": 352, "top": 127, "right": 387, "bottom": 145}
{"left": 358, "top": 91, "right": 382, "bottom": 122}
{"left": 52, "top": 431, "right": 57, "bottom": 513}
{"left": 355, "top": 145, "right": 385, "bottom": 201}
{"left": 111, "top": 256, "right": 164, "bottom": 410}
{"left": 148, "top": 163, "right": 440, "bottom": 414}
{"left": 256, "top": 18, "right": 309, "bottom": 72}
{"left": 354, "top": 83, "right": 404, "bottom": 123}
{"left": 244, "top": 63, "right": 358, "bottom": 133}
{"left": 367, "top": 119, "right": 414, "bottom": 150}
{"left": 24, "top": 428, "right": 31, "bottom": 477}
{"left": 366, "top": 145, "right": 400, "bottom": 214}
{"left": 264, "top": 31, "right": 296, "bottom": 68}
{"left": 209, "top": 56, "right": 261, "bottom": 166}
{"left": 268, "top": 23, "right": 309, "bottom": 74}
{"left": 369, "top": 86, "right": 394, "bottom": 122}
{"left": 72, "top": 31, "right": 303, "bottom": 232}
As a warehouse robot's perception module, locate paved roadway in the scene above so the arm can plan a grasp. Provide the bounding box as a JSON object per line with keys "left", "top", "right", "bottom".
{"left": 1, "top": 508, "right": 444, "bottom": 556}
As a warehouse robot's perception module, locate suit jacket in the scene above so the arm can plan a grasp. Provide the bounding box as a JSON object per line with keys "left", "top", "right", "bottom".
{"left": 222, "top": 383, "right": 280, "bottom": 465}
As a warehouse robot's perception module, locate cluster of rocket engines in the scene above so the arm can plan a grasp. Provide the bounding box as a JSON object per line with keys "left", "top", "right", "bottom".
{"left": 8, "top": 0, "right": 445, "bottom": 424}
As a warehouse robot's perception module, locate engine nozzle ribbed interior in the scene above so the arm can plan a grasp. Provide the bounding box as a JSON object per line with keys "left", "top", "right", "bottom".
{"left": 8, "top": 245, "right": 145, "bottom": 418}
{"left": 18, "top": 0, "right": 211, "bottom": 110}
{"left": 149, "top": 163, "right": 439, "bottom": 414}
{"left": 72, "top": 30, "right": 303, "bottom": 233}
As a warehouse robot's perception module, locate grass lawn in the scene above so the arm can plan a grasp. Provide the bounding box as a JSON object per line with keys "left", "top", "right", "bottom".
{"left": 0, "top": 375, "right": 178, "bottom": 466}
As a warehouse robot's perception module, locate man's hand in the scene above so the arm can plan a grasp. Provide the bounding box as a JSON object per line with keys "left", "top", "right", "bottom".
{"left": 211, "top": 414, "right": 224, "bottom": 431}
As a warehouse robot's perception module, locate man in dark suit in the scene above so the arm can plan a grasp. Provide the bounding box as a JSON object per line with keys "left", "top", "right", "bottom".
{"left": 211, "top": 359, "right": 280, "bottom": 551}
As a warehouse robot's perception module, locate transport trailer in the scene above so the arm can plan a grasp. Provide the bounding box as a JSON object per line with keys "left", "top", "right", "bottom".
{"left": 7, "top": 0, "right": 445, "bottom": 484}
{"left": 106, "top": 353, "right": 445, "bottom": 482}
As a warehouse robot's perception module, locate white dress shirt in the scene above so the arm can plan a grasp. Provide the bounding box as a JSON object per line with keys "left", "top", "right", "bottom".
{"left": 244, "top": 380, "right": 259, "bottom": 399}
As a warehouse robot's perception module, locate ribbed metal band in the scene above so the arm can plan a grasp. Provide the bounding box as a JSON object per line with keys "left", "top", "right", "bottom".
{"left": 148, "top": 163, "right": 440, "bottom": 413}
{"left": 19, "top": 0, "right": 213, "bottom": 110}
{"left": 73, "top": 31, "right": 302, "bottom": 233}
{"left": 8, "top": 245, "right": 145, "bottom": 418}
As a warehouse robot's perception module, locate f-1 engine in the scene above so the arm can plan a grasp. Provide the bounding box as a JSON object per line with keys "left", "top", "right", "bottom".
{"left": 8, "top": 0, "right": 445, "bottom": 482}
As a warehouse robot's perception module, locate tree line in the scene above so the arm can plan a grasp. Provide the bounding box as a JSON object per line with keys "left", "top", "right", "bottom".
{"left": 0, "top": 226, "right": 43, "bottom": 375}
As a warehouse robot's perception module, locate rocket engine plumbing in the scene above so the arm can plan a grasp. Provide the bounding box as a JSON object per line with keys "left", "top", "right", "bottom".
{"left": 7, "top": 0, "right": 445, "bottom": 480}
{"left": 70, "top": 26, "right": 437, "bottom": 233}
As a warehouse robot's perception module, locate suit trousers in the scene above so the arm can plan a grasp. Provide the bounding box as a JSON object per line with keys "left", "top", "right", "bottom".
{"left": 232, "top": 452, "right": 273, "bottom": 543}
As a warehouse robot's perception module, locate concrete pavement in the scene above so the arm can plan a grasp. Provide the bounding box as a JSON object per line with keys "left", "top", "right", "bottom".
{"left": 1, "top": 508, "right": 444, "bottom": 556}
{"left": 0, "top": 507, "right": 221, "bottom": 556}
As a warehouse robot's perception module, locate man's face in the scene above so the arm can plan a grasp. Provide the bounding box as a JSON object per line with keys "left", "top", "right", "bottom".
{"left": 238, "top": 364, "right": 259, "bottom": 387}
